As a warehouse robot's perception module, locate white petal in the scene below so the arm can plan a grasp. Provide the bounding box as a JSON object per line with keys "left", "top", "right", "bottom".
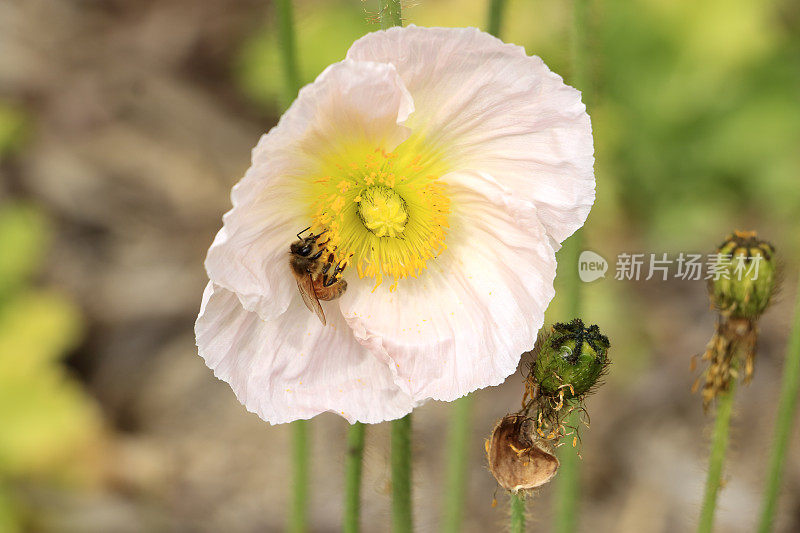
{"left": 196, "top": 283, "right": 417, "bottom": 424}
{"left": 347, "top": 26, "right": 595, "bottom": 244}
{"left": 340, "top": 170, "right": 556, "bottom": 402}
{"left": 205, "top": 59, "right": 415, "bottom": 320}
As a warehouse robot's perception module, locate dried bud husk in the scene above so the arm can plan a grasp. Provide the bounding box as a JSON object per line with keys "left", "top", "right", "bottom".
{"left": 697, "top": 317, "right": 758, "bottom": 409}
{"left": 709, "top": 231, "right": 777, "bottom": 319}
{"left": 485, "top": 414, "right": 559, "bottom": 493}
{"left": 532, "top": 319, "right": 610, "bottom": 400}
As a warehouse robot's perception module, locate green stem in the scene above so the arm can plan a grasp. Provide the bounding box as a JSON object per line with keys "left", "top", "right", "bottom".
{"left": 343, "top": 423, "right": 366, "bottom": 533}
{"left": 757, "top": 274, "right": 800, "bottom": 533}
{"left": 510, "top": 493, "right": 526, "bottom": 533}
{"left": 488, "top": 5, "right": 528, "bottom": 532}
{"left": 554, "top": 0, "right": 590, "bottom": 527}
{"left": 554, "top": 233, "right": 583, "bottom": 533}
{"left": 275, "top": 0, "right": 301, "bottom": 105}
{"left": 289, "top": 420, "right": 310, "bottom": 533}
{"left": 555, "top": 410, "right": 581, "bottom": 533}
{"left": 698, "top": 380, "right": 737, "bottom": 533}
{"left": 441, "top": 395, "right": 473, "bottom": 533}
{"left": 379, "top": 0, "right": 403, "bottom": 29}
{"left": 392, "top": 414, "right": 413, "bottom": 533}
{"left": 487, "top": 0, "right": 508, "bottom": 37}
{"left": 277, "top": 4, "right": 306, "bottom": 531}
{"left": 570, "top": 0, "right": 589, "bottom": 92}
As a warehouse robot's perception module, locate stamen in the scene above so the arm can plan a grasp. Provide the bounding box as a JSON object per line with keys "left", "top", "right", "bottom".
{"left": 306, "top": 146, "right": 450, "bottom": 287}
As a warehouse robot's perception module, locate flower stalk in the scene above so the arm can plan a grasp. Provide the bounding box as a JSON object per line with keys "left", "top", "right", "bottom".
{"left": 276, "top": 3, "right": 307, "bottom": 531}
{"left": 510, "top": 493, "right": 526, "bottom": 533}
{"left": 487, "top": 0, "right": 508, "bottom": 37}
{"left": 757, "top": 273, "right": 800, "bottom": 533}
{"left": 343, "top": 423, "right": 366, "bottom": 533}
{"left": 379, "top": 0, "right": 403, "bottom": 29}
{"left": 698, "top": 379, "right": 737, "bottom": 533}
{"left": 289, "top": 420, "right": 309, "bottom": 533}
{"left": 275, "top": 0, "right": 301, "bottom": 106}
{"left": 392, "top": 414, "right": 413, "bottom": 533}
{"left": 442, "top": 395, "right": 473, "bottom": 533}
{"left": 554, "top": 223, "right": 585, "bottom": 533}
{"left": 554, "top": 3, "right": 591, "bottom": 531}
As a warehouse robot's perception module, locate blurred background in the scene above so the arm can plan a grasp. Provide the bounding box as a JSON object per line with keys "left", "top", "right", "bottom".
{"left": 1, "top": 0, "right": 799, "bottom": 531}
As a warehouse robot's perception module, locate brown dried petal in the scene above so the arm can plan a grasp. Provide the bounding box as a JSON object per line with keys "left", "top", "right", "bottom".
{"left": 486, "top": 414, "right": 560, "bottom": 492}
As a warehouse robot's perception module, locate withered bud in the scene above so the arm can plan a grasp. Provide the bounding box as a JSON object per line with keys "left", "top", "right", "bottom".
{"left": 485, "top": 414, "right": 559, "bottom": 493}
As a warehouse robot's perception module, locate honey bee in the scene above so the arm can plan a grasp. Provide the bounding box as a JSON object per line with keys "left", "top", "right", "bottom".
{"left": 289, "top": 227, "right": 348, "bottom": 326}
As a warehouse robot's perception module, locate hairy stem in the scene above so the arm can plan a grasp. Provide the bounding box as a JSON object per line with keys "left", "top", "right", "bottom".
{"left": 289, "top": 420, "right": 309, "bottom": 533}
{"left": 554, "top": 233, "right": 583, "bottom": 533}
{"left": 392, "top": 414, "right": 413, "bottom": 532}
{"left": 275, "top": 0, "right": 301, "bottom": 106}
{"left": 554, "top": 0, "right": 591, "bottom": 529}
{"left": 441, "top": 395, "right": 473, "bottom": 533}
{"left": 510, "top": 493, "right": 526, "bottom": 533}
{"left": 698, "top": 380, "right": 737, "bottom": 533}
{"left": 277, "top": 3, "right": 307, "bottom": 531}
{"left": 343, "top": 423, "right": 366, "bottom": 533}
{"left": 379, "top": 0, "right": 403, "bottom": 29}
{"left": 487, "top": 0, "right": 508, "bottom": 37}
{"left": 757, "top": 274, "right": 800, "bottom": 532}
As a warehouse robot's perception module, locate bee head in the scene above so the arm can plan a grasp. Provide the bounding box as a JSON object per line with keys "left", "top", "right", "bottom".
{"left": 290, "top": 239, "right": 314, "bottom": 257}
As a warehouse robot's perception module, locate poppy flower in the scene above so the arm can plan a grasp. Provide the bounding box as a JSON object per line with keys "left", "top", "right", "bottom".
{"left": 196, "top": 26, "right": 595, "bottom": 424}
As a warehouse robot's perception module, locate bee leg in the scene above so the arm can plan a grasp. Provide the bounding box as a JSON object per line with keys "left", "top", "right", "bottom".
{"left": 317, "top": 238, "right": 331, "bottom": 248}
{"left": 321, "top": 254, "right": 335, "bottom": 276}
{"left": 309, "top": 249, "right": 325, "bottom": 261}
{"left": 323, "top": 261, "right": 348, "bottom": 287}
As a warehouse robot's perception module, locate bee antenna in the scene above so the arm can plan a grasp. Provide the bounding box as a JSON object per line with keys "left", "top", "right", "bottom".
{"left": 313, "top": 229, "right": 328, "bottom": 240}
{"left": 297, "top": 226, "right": 311, "bottom": 239}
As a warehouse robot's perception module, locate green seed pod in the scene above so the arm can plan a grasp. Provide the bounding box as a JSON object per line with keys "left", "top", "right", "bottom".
{"left": 709, "top": 231, "right": 777, "bottom": 319}
{"left": 532, "top": 319, "right": 610, "bottom": 400}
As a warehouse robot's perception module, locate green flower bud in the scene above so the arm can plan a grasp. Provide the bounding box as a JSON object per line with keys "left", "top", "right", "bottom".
{"left": 532, "top": 319, "right": 610, "bottom": 400}
{"left": 709, "top": 231, "right": 777, "bottom": 319}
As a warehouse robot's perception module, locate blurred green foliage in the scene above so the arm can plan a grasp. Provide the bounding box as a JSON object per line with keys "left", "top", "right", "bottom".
{"left": 599, "top": 0, "right": 800, "bottom": 249}
{"left": 0, "top": 104, "right": 31, "bottom": 160}
{"left": 0, "top": 204, "right": 101, "bottom": 531}
{"left": 0, "top": 207, "right": 47, "bottom": 302}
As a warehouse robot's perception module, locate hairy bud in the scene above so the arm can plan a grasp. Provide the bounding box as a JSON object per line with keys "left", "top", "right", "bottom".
{"left": 532, "top": 319, "right": 610, "bottom": 401}
{"left": 709, "top": 230, "right": 776, "bottom": 319}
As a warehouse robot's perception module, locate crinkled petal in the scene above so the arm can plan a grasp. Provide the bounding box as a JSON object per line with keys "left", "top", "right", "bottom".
{"left": 196, "top": 283, "right": 418, "bottom": 424}
{"left": 347, "top": 26, "right": 594, "bottom": 244}
{"left": 205, "top": 59, "right": 415, "bottom": 320}
{"left": 340, "top": 170, "right": 556, "bottom": 402}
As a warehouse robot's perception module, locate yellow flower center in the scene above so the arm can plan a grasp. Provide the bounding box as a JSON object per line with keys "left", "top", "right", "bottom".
{"left": 307, "top": 146, "right": 450, "bottom": 289}
{"left": 358, "top": 186, "right": 408, "bottom": 238}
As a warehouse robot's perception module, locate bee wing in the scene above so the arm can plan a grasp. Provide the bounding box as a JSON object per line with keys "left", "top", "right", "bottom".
{"left": 295, "top": 273, "right": 326, "bottom": 326}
